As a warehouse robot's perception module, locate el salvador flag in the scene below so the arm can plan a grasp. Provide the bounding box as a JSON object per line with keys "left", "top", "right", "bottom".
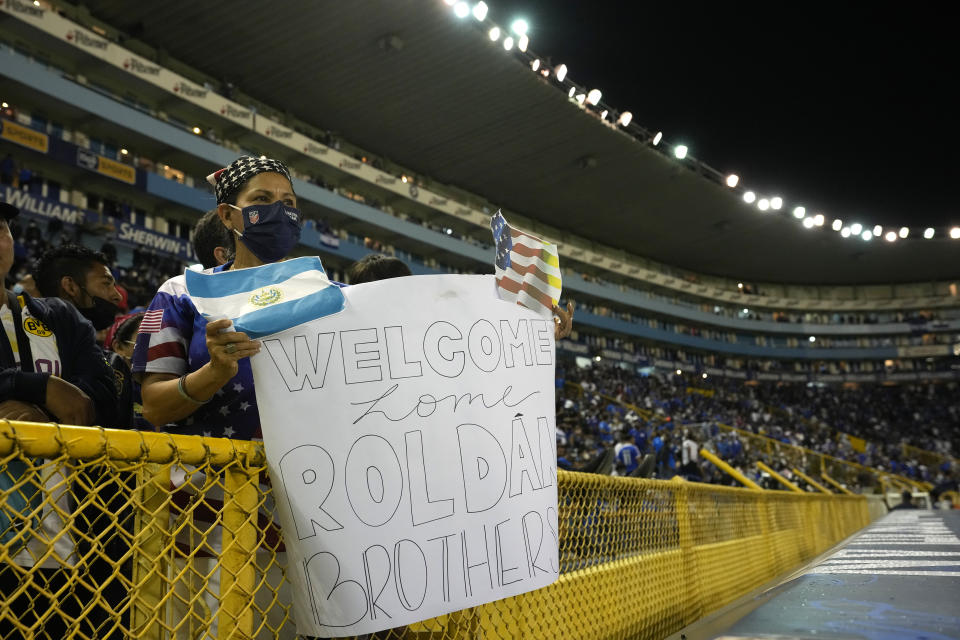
{"left": 185, "top": 256, "right": 345, "bottom": 339}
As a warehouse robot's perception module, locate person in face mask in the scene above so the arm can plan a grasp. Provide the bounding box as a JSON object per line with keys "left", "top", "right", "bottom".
{"left": 34, "top": 244, "right": 124, "bottom": 336}
{"left": 132, "top": 156, "right": 303, "bottom": 440}
{"left": 33, "top": 244, "right": 131, "bottom": 429}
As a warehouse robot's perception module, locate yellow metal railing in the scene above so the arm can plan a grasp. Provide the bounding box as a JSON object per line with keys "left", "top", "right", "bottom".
{"left": 604, "top": 391, "right": 927, "bottom": 493}
{"left": 2, "top": 420, "right": 870, "bottom": 639}
{"left": 900, "top": 442, "right": 959, "bottom": 473}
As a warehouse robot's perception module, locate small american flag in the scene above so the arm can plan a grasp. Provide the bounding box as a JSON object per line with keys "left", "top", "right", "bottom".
{"left": 490, "top": 211, "right": 562, "bottom": 316}
{"left": 138, "top": 309, "right": 164, "bottom": 334}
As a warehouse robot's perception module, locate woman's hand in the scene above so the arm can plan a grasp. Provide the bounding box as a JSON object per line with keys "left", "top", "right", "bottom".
{"left": 554, "top": 301, "right": 575, "bottom": 340}
{"left": 205, "top": 318, "right": 261, "bottom": 379}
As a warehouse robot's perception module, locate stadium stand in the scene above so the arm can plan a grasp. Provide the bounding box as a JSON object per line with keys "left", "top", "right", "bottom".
{"left": 1, "top": 1, "right": 958, "bottom": 639}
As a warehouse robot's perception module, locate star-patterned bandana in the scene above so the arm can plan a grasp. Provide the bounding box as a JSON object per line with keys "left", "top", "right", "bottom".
{"left": 206, "top": 156, "right": 294, "bottom": 204}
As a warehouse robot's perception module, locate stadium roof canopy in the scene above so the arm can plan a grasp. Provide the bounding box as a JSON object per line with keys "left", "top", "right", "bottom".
{"left": 82, "top": 0, "right": 957, "bottom": 285}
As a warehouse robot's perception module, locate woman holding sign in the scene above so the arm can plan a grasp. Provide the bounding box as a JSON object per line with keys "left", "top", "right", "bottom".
{"left": 131, "top": 156, "right": 300, "bottom": 437}
{"left": 130, "top": 154, "right": 574, "bottom": 637}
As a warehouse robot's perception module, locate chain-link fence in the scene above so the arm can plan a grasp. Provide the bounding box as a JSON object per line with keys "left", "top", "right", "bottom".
{"left": 2, "top": 420, "right": 869, "bottom": 639}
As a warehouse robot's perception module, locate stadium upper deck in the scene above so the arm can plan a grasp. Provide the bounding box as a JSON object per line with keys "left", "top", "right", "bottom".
{"left": 2, "top": 0, "right": 959, "bottom": 295}
{"left": 1, "top": 0, "right": 958, "bottom": 381}
{"left": 63, "top": 0, "right": 960, "bottom": 287}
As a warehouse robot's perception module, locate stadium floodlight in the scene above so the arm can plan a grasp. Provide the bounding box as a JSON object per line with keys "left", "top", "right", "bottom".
{"left": 813, "top": 214, "right": 824, "bottom": 226}
{"left": 503, "top": 36, "right": 514, "bottom": 50}
{"left": 743, "top": 191, "right": 756, "bottom": 204}
{"left": 531, "top": 58, "right": 540, "bottom": 71}
{"left": 674, "top": 145, "right": 688, "bottom": 159}
{"left": 618, "top": 111, "right": 633, "bottom": 127}
{"left": 850, "top": 223, "right": 863, "bottom": 235}
{"left": 770, "top": 196, "right": 783, "bottom": 210}
{"left": 951, "top": 227, "right": 960, "bottom": 239}
{"left": 652, "top": 131, "right": 663, "bottom": 146}
{"left": 802, "top": 217, "right": 815, "bottom": 228}
{"left": 575, "top": 93, "right": 586, "bottom": 105}
{"left": 873, "top": 225, "right": 882, "bottom": 237}
{"left": 511, "top": 19, "right": 529, "bottom": 35}
{"left": 924, "top": 227, "right": 935, "bottom": 239}
{"left": 586, "top": 89, "right": 602, "bottom": 106}
{"left": 841, "top": 227, "right": 851, "bottom": 237}
{"left": 757, "top": 198, "right": 770, "bottom": 211}
{"left": 792, "top": 206, "right": 806, "bottom": 219}
{"left": 885, "top": 231, "right": 897, "bottom": 242}
{"left": 518, "top": 34, "right": 529, "bottom": 51}
{"left": 862, "top": 230, "right": 873, "bottom": 241}
{"left": 832, "top": 219, "right": 842, "bottom": 231}
{"left": 453, "top": 2, "right": 470, "bottom": 18}
{"left": 554, "top": 64, "right": 568, "bottom": 82}
{"left": 472, "top": 1, "right": 488, "bottom": 21}
{"left": 726, "top": 174, "right": 739, "bottom": 188}
{"left": 568, "top": 86, "right": 576, "bottom": 98}
{"left": 899, "top": 226, "right": 909, "bottom": 238}
{"left": 488, "top": 26, "right": 500, "bottom": 40}
{"left": 808, "top": 336, "right": 816, "bottom": 343}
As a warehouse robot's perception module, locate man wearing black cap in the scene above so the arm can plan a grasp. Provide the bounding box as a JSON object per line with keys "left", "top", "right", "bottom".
{"left": 0, "top": 201, "right": 117, "bottom": 426}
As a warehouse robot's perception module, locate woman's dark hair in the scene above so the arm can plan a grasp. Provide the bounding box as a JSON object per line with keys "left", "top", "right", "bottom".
{"left": 347, "top": 254, "right": 412, "bottom": 284}
{"left": 112, "top": 312, "right": 145, "bottom": 348}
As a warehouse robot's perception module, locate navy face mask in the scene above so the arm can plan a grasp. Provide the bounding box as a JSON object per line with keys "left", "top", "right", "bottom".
{"left": 229, "top": 201, "right": 302, "bottom": 264}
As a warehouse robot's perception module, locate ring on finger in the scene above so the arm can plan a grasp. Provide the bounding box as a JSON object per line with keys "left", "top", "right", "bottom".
{"left": 225, "top": 343, "right": 237, "bottom": 355}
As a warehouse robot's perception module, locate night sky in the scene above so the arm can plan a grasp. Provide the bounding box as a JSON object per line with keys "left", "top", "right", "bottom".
{"left": 490, "top": 2, "right": 956, "bottom": 229}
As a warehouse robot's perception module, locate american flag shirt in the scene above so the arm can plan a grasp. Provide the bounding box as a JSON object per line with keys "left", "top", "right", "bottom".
{"left": 131, "top": 263, "right": 260, "bottom": 440}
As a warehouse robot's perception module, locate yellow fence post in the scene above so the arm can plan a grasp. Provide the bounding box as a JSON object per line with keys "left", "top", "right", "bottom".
{"left": 756, "top": 462, "right": 803, "bottom": 493}
{"left": 219, "top": 450, "right": 259, "bottom": 639}
{"left": 130, "top": 463, "right": 171, "bottom": 640}
{"left": 791, "top": 467, "right": 832, "bottom": 494}
{"left": 699, "top": 448, "right": 762, "bottom": 490}
{"left": 820, "top": 471, "right": 856, "bottom": 496}
{"left": 672, "top": 477, "right": 703, "bottom": 626}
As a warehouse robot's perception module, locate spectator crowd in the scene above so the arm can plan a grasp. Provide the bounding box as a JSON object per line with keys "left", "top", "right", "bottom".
{"left": 554, "top": 357, "right": 959, "bottom": 494}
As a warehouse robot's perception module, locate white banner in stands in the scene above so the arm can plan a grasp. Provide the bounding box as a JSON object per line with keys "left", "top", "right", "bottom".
{"left": 896, "top": 344, "right": 950, "bottom": 358}
{"left": 252, "top": 275, "right": 560, "bottom": 636}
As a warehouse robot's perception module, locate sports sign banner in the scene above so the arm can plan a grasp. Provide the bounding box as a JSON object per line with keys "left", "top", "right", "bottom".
{"left": 237, "top": 273, "right": 560, "bottom": 636}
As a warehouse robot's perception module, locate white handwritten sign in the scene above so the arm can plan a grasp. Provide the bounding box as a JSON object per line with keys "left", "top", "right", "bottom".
{"left": 252, "top": 274, "right": 560, "bottom": 637}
